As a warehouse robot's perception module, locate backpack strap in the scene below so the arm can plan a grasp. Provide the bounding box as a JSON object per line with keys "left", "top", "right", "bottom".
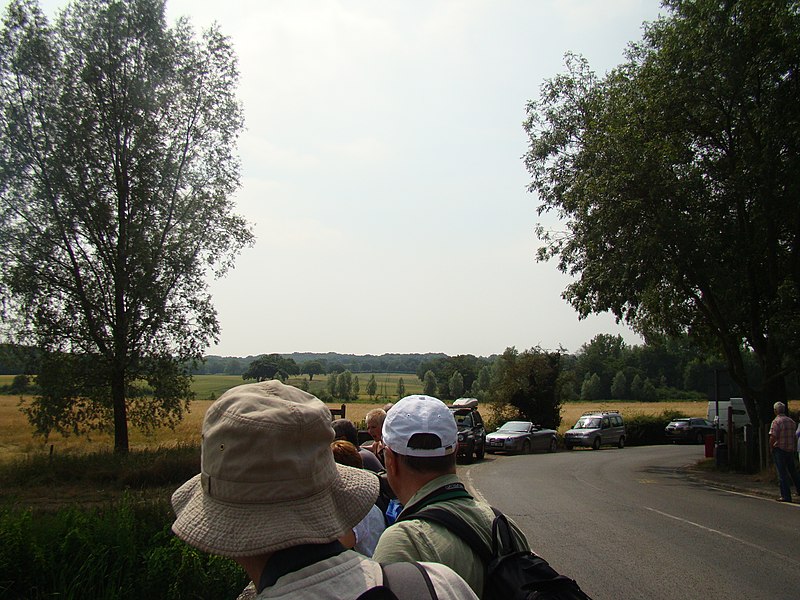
{"left": 383, "top": 562, "right": 439, "bottom": 600}
{"left": 355, "top": 562, "right": 438, "bottom": 600}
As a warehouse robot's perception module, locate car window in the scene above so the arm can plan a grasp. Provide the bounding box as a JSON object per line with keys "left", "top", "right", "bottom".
{"left": 499, "top": 422, "right": 528, "bottom": 432}
{"left": 575, "top": 417, "right": 601, "bottom": 429}
{"left": 454, "top": 413, "right": 473, "bottom": 427}
{"left": 602, "top": 417, "right": 610, "bottom": 428}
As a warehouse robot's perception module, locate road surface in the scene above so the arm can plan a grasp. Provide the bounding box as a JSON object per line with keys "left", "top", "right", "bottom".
{"left": 463, "top": 445, "right": 800, "bottom": 600}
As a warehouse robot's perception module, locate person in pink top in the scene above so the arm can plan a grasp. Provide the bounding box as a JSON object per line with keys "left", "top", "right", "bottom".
{"left": 768, "top": 401, "right": 800, "bottom": 502}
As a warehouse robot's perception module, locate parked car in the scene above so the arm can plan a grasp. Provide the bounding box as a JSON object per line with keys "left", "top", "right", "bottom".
{"left": 665, "top": 417, "right": 723, "bottom": 444}
{"left": 485, "top": 421, "right": 558, "bottom": 454}
{"left": 564, "top": 410, "right": 626, "bottom": 450}
{"left": 449, "top": 398, "right": 486, "bottom": 463}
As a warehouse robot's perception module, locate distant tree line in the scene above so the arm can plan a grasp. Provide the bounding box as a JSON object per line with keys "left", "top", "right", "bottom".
{"left": 191, "top": 352, "right": 448, "bottom": 377}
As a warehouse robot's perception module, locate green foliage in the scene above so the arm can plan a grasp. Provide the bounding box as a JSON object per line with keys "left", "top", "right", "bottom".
{"left": 416, "top": 355, "right": 489, "bottom": 399}
{"left": 623, "top": 410, "right": 687, "bottom": 447}
{"left": 641, "top": 379, "right": 658, "bottom": 402}
{"left": 488, "top": 347, "right": 562, "bottom": 429}
{"left": 366, "top": 374, "right": 378, "bottom": 398}
{"left": 242, "top": 354, "right": 299, "bottom": 382}
{"left": 301, "top": 360, "right": 325, "bottom": 380}
{"left": 630, "top": 374, "right": 644, "bottom": 399}
{"left": 0, "top": 498, "right": 247, "bottom": 599}
{"left": 610, "top": 371, "right": 627, "bottom": 399}
{"left": 422, "top": 370, "right": 437, "bottom": 396}
{"left": 580, "top": 373, "right": 603, "bottom": 401}
{"left": 0, "top": 0, "right": 251, "bottom": 452}
{"left": 327, "top": 372, "right": 338, "bottom": 397}
{"left": 9, "top": 374, "right": 29, "bottom": 394}
{"left": 449, "top": 371, "right": 464, "bottom": 399}
{"left": 336, "top": 370, "right": 353, "bottom": 400}
{"left": 525, "top": 0, "right": 800, "bottom": 428}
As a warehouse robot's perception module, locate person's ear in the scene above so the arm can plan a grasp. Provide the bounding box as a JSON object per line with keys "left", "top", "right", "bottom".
{"left": 384, "top": 446, "right": 398, "bottom": 476}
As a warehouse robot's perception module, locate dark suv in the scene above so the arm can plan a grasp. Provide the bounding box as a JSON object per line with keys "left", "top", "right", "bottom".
{"left": 449, "top": 398, "right": 486, "bottom": 463}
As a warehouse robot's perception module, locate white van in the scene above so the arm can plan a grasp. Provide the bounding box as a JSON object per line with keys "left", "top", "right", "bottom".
{"left": 707, "top": 397, "right": 751, "bottom": 431}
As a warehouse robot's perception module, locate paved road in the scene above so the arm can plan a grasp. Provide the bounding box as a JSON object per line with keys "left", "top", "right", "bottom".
{"left": 462, "top": 445, "right": 800, "bottom": 600}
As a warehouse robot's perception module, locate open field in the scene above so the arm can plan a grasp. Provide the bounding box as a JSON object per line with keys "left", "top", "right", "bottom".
{"left": 0, "top": 378, "right": 708, "bottom": 463}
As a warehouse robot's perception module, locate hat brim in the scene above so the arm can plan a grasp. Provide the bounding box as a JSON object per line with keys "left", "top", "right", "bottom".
{"left": 171, "top": 463, "right": 379, "bottom": 557}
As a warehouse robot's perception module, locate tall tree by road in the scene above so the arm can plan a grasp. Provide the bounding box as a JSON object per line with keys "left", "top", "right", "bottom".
{"left": 524, "top": 0, "right": 800, "bottom": 434}
{"left": 0, "top": 0, "right": 252, "bottom": 452}
{"left": 488, "top": 346, "right": 562, "bottom": 430}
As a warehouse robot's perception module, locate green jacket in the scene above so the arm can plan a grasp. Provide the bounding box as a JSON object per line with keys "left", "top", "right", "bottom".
{"left": 372, "top": 474, "right": 529, "bottom": 598}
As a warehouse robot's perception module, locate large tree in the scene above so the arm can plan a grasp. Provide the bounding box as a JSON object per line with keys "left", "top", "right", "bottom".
{"left": 0, "top": 0, "right": 251, "bottom": 452}
{"left": 488, "top": 347, "right": 563, "bottom": 430}
{"left": 524, "top": 0, "right": 800, "bottom": 437}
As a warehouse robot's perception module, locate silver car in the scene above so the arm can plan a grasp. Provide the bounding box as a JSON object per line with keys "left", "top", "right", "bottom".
{"left": 564, "top": 411, "right": 626, "bottom": 450}
{"left": 485, "top": 421, "right": 558, "bottom": 454}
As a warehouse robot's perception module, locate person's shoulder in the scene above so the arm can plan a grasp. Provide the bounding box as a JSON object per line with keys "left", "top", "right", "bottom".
{"left": 373, "top": 520, "right": 433, "bottom": 562}
{"left": 359, "top": 448, "right": 383, "bottom": 471}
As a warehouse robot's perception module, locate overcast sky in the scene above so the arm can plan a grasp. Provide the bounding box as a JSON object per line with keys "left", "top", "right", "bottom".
{"left": 38, "top": 0, "right": 664, "bottom": 358}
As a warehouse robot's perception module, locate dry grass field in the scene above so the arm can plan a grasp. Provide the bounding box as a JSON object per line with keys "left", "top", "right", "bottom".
{"left": 0, "top": 389, "right": 708, "bottom": 463}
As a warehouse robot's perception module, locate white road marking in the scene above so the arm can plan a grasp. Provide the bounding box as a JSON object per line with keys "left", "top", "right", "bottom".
{"left": 644, "top": 506, "right": 800, "bottom": 566}
{"left": 461, "top": 467, "right": 488, "bottom": 504}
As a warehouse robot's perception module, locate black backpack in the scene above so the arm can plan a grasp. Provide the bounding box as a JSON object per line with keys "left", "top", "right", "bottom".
{"left": 409, "top": 506, "right": 591, "bottom": 600}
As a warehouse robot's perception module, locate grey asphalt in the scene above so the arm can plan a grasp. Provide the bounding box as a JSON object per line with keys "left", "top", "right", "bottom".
{"left": 462, "top": 444, "right": 800, "bottom": 600}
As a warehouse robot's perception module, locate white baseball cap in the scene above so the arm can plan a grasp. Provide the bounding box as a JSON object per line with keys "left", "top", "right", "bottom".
{"left": 382, "top": 395, "right": 458, "bottom": 457}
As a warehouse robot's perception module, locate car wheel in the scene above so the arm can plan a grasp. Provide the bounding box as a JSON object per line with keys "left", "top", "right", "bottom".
{"left": 695, "top": 432, "right": 704, "bottom": 445}
{"left": 548, "top": 437, "right": 557, "bottom": 453}
{"left": 617, "top": 436, "right": 625, "bottom": 449}
{"left": 522, "top": 440, "right": 531, "bottom": 454}
{"left": 476, "top": 441, "right": 485, "bottom": 460}
{"left": 592, "top": 437, "right": 601, "bottom": 450}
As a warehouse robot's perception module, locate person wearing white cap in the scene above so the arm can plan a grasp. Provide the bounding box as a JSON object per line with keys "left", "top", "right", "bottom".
{"left": 171, "top": 381, "right": 478, "bottom": 599}
{"left": 373, "top": 395, "right": 529, "bottom": 598}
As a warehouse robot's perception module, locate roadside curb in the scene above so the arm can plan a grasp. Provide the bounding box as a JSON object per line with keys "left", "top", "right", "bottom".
{"left": 682, "top": 465, "right": 777, "bottom": 500}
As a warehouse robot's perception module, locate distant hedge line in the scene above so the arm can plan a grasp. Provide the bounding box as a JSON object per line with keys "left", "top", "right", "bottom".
{"left": 0, "top": 497, "right": 247, "bottom": 599}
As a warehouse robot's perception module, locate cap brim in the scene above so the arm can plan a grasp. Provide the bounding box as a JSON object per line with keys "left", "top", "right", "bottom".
{"left": 171, "top": 463, "right": 379, "bottom": 557}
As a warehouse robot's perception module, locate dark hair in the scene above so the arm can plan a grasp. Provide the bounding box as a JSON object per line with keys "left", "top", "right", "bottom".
{"left": 331, "top": 440, "right": 364, "bottom": 469}
{"left": 331, "top": 418, "right": 358, "bottom": 446}
{"left": 395, "top": 433, "right": 456, "bottom": 474}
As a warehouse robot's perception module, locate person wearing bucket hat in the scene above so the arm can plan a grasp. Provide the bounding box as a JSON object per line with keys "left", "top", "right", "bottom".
{"left": 372, "top": 395, "right": 530, "bottom": 598}
{"left": 171, "top": 381, "right": 477, "bottom": 599}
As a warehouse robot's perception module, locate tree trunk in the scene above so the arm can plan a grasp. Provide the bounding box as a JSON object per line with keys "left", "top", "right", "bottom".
{"left": 112, "top": 369, "right": 129, "bottom": 454}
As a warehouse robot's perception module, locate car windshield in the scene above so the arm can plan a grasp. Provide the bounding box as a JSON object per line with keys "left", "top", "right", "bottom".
{"left": 453, "top": 413, "right": 473, "bottom": 427}
{"left": 574, "top": 417, "right": 601, "bottom": 429}
{"left": 498, "top": 422, "right": 529, "bottom": 433}
{"left": 669, "top": 421, "right": 689, "bottom": 428}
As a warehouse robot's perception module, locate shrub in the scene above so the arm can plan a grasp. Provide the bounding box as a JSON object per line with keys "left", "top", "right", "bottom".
{"left": 624, "top": 410, "right": 687, "bottom": 446}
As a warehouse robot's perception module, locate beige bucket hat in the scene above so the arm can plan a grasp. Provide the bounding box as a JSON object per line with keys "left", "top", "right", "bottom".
{"left": 171, "top": 380, "right": 379, "bottom": 557}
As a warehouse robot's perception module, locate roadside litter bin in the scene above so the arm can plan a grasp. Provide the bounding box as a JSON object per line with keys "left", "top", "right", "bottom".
{"left": 715, "top": 442, "right": 728, "bottom": 467}
{"left": 704, "top": 434, "right": 715, "bottom": 458}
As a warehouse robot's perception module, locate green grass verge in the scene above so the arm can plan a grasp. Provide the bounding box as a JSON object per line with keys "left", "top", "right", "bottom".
{"left": 0, "top": 496, "right": 247, "bottom": 599}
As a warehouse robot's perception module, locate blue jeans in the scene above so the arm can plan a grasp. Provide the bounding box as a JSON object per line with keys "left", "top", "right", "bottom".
{"left": 772, "top": 447, "right": 800, "bottom": 500}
